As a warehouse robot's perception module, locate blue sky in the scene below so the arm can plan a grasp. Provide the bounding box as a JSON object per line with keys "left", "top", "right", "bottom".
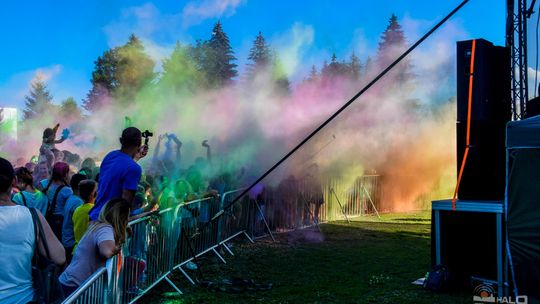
{"left": 0, "top": 0, "right": 507, "bottom": 109}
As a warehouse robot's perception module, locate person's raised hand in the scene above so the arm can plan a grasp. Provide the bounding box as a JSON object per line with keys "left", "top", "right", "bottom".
{"left": 135, "top": 145, "right": 149, "bottom": 161}
{"left": 141, "top": 145, "right": 149, "bottom": 157}
{"left": 61, "top": 128, "right": 70, "bottom": 140}
{"left": 169, "top": 134, "right": 181, "bottom": 147}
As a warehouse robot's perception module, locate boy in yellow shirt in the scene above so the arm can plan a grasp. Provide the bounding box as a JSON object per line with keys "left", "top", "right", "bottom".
{"left": 72, "top": 180, "right": 97, "bottom": 252}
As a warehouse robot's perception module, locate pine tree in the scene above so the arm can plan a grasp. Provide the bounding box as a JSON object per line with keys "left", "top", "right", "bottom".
{"left": 83, "top": 84, "right": 110, "bottom": 113}
{"left": 115, "top": 34, "right": 156, "bottom": 100}
{"left": 60, "top": 97, "right": 82, "bottom": 119}
{"left": 330, "top": 53, "right": 339, "bottom": 73}
{"left": 188, "top": 40, "right": 207, "bottom": 71}
{"left": 271, "top": 51, "right": 290, "bottom": 95}
{"left": 306, "top": 65, "right": 319, "bottom": 82}
{"left": 206, "top": 21, "right": 238, "bottom": 87}
{"left": 23, "top": 78, "right": 54, "bottom": 120}
{"left": 84, "top": 34, "right": 156, "bottom": 111}
{"left": 83, "top": 48, "right": 118, "bottom": 112}
{"left": 364, "top": 56, "right": 372, "bottom": 76}
{"left": 349, "top": 52, "right": 361, "bottom": 80}
{"left": 161, "top": 41, "right": 203, "bottom": 91}
{"left": 321, "top": 61, "right": 328, "bottom": 75}
{"left": 376, "top": 14, "right": 412, "bottom": 84}
{"left": 246, "top": 31, "right": 271, "bottom": 79}
{"left": 92, "top": 50, "right": 119, "bottom": 91}
{"left": 322, "top": 53, "right": 347, "bottom": 79}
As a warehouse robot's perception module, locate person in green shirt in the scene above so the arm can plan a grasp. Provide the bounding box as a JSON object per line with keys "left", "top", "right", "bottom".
{"left": 72, "top": 180, "right": 97, "bottom": 252}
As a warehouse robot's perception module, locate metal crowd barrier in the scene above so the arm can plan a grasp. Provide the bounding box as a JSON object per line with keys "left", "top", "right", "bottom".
{"left": 61, "top": 267, "right": 108, "bottom": 304}
{"left": 245, "top": 175, "right": 382, "bottom": 239}
{"left": 218, "top": 188, "right": 255, "bottom": 245}
{"left": 324, "top": 175, "right": 381, "bottom": 219}
{"left": 61, "top": 195, "right": 230, "bottom": 304}
{"left": 62, "top": 175, "right": 381, "bottom": 303}
{"left": 172, "top": 196, "right": 231, "bottom": 285}
{"left": 117, "top": 207, "right": 179, "bottom": 304}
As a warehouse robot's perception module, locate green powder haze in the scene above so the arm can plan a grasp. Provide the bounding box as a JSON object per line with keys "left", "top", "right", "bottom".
{"left": 3, "top": 18, "right": 463, "bottom": 211}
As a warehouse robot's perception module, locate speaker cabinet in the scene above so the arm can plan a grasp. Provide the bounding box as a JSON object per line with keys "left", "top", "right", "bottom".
{"left": 456, "top": 39, "right": 511, "bottom": 200}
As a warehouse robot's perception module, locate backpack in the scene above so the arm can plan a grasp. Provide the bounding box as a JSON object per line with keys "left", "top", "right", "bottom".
{"left": 29, "top": 208, "right": 65, "bottom": 303}
{"left": 45, "top": 185, "right": 65, "bottom": 239}
{"left": 423, "top": 265, "right": 451, "bottom": 292}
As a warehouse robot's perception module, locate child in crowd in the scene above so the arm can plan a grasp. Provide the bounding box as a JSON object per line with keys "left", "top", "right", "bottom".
{"left": 72, "top": 179, "right": 97, "bottom": 252}
{"left": 39, "top": 123, "right": 69, "bottom": 170}
{"left": 33, "top": 161, "right": 50, "bottom": 190}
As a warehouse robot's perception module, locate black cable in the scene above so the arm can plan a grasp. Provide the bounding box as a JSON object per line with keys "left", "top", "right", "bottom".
{"left": 211, "top": 0, "right": 471, "bottom": 223}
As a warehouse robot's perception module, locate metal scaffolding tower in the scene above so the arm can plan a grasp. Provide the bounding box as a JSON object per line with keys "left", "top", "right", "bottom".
{"left": 507, "top": 0, "right": 529, "bottom": 120}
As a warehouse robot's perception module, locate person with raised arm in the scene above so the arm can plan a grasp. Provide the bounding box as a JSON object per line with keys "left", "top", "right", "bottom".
{"left": 39, "top": 123, "right": 70, "bottom": 170}
{"left": 202, "top": 139, "right": 211, "bottom": 163}
{"left": 88, "top": 127, "right": 148, "bottom": 221}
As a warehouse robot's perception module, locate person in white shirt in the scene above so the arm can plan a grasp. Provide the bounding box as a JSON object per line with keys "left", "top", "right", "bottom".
{"left": 0, "top": 157, "right": 65, "bottom": 304}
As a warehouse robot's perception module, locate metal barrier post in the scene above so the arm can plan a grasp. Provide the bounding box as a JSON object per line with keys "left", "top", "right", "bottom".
{"left": 255, "top": 199, "right": 275, "bottom": 242}
{"left": 362, "top": 184, "right": 381, "bottom": 219}
{"left": 221, "top": 242, "right": 235, "bottom": 256}
{"left": 330, "top": 188, "right": 351, "bottom": 223}
{"left": 61, "top": 267, "right": 108, "bottom": 304}
{"left": 299, "top": 193, "right": 321, "bottom": 231}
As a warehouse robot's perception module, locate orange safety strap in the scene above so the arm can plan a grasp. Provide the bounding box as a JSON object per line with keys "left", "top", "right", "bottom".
{"left": 117, "top": 251, "right": 123, "bottom": 277}
{"left": 452, "top": 39, "right": 476, "bottom": 210}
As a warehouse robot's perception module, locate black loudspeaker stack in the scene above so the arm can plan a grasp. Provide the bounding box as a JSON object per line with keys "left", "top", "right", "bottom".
{"left": 431, "top": 39, "right": 511, "bottom": 290}
{"left": 456, "top": 39, "right": 511, "bottom": 200}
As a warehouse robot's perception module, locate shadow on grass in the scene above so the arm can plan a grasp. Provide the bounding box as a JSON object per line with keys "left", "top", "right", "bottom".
{"left": 141, "top": 214, "right": 471, "bottom": 304}
{"left": 393, "top": 218, "right": 432, "bottom": 223}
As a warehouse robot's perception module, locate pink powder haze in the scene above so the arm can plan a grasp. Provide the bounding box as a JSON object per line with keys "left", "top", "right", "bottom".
{"left": 0, "top": 17, "right": 466, "bottom": 212}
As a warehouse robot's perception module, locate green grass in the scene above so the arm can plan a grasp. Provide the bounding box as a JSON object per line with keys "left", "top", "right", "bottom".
{"left": 141, "top": 212, "right": 471, "bottom": 304}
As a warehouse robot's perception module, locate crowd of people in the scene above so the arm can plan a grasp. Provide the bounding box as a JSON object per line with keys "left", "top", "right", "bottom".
{"left": 0, "top": 124, "right": 326, "bottom": 304}
{"left": 0, "top": 125, "right": 245, "bottom": 303}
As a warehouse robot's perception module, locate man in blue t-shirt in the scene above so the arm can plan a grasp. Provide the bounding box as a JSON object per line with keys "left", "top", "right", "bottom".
{"left": 89, "top": 127, "right": 148, "bottom": 221}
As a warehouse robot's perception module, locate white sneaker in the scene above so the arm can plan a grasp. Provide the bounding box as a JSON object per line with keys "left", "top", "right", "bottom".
{"left": 186, "top": 261, "right": 198, "bottom": 270}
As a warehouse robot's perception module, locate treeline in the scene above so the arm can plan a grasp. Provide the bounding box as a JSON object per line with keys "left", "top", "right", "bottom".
{"left": 23, "top": 14, "right": 411, "bottom": 120}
